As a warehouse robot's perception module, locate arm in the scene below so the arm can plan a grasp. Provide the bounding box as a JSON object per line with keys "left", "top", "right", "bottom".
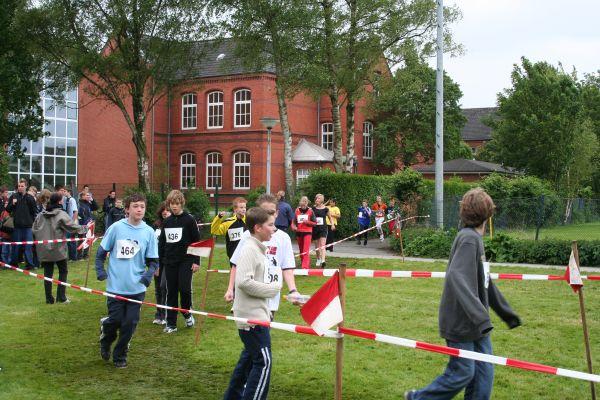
{"left": 90, "top": 199, "right": 99, "bottom": 212}
{"left": 488, "top": 281, "right": 521, "bottom": 329}
{"left": 140, "top": 258, "right": 159, "bottom": 287}
{"left": 95, "top": 246, "right": 108, "bottom": 280}
{"left": 6, "top": 195, "right": 15, "bottom": 213}
{"left": 225, "top": 266, "right": 236, "bottom": 302}
{"left": 236, "top": 249, "right": 281, "bottom": 298}
{"left": 60, "top": 213, "right": 88, "bottom": 235}
{"left": 188, "top": 216, "right": 200, "bottom": 267}
{"left": 211, "top": 214, "right": 232, "bottom": 235}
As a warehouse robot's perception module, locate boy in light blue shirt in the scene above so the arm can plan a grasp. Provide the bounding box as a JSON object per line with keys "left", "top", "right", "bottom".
{"left": 95, "top": 193, "right": 158, "bottom": 368}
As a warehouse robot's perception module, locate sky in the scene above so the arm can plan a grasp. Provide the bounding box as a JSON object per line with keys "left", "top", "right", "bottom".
{"left": 438, "top": 0, "right": 600, "bottom": 108}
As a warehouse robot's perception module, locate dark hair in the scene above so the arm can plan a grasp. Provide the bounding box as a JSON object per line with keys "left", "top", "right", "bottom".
{"left": 155, "top": 202, "right": 169, "bottom": 227}
{"left": 246, "top": 207, "right": 272, "bottom": 233}
{"left": 459, "top": 188, "right": 495, "bottom": 228}
{"left": 46, "top": 193, "right": 64, "bottom": 212}
{"left": 54, "top": 184, "right": 65, "bottom": 191}
{"left": 124, "top": 193, "right": 147, "bottom": 209}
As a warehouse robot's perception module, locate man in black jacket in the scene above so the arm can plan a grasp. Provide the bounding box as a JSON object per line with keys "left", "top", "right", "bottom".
{"left": 102, "top": 190, "right": 116, "bottom": 227}
{"left": 7, "top": 179, "right": 38, "bottom": 269}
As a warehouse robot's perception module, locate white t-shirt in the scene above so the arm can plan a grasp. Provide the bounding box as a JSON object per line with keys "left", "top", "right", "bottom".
{"left": 230, "top": 229, "right": 296, "bottom": 311}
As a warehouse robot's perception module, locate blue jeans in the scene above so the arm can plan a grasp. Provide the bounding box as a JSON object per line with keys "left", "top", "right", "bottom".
{"left": 1, "top": 238, "right": 11, "bottom": 264}
{"left": 100, "top": 292, "right": 145, "bottom": 363}
{"left": 10, "top": 228, "right": 35, "bottom": 267}
{"left": 411, "top": 335, "right": 494, "bottom": 400}
{"left": 224, "top": 326, "right": 272, "bottom": 400}
{"left": 65, "top": 232, "right": 77, "bottom": 261}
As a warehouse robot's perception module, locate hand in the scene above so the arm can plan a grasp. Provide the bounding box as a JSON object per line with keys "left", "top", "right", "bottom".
{"left": 140, "top": 275, "right": 152, "bottom": 287}
{"left": 154, "top": 267, "right": 160, "bottom": 277}
{"left": 218, "top": 211, "right": 225, "bottom": 218}
{"left": 224, "top": 289, "right": 234, "bottom": 303}
{"left": 191, "top": 263, "right": 200, "bottom": 273}
{"left": 12, "top": 198, "right": 16, "bottom": 205}
{"left": 97, "top": 270, "right": 108, "bottom": 281}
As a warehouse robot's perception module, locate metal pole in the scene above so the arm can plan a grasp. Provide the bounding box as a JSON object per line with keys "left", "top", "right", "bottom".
{"left": 435, "top": 0, "right": 444, "bottom": 229}
{"left": 266, "top": 127, "right": 272, "bottom": 194}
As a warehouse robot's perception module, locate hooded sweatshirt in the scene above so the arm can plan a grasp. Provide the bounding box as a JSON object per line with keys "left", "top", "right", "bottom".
{"left": 32, "top": 208, "right": 87, "bottom": 262}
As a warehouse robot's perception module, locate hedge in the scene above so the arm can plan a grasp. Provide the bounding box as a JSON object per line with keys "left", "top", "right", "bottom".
{"left": 389, "top": 229, "right": 600, "bottom": 266}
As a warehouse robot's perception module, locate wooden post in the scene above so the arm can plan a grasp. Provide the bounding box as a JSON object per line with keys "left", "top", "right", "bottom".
{"left": 488, "top": 217, "right": 493, "bottom": 240}
{"left": 194, "top": 243, "right": 215, "bottom": 346}
{"left": 398, "top": 226, "right": 405, "bottom": 262}
{"left": 335, "top": 264, "right": 347, "bottom": 400}
{"left": 572, "top": 241, "right": 596, "bottom": 400}
{"left": 84, "top": 252, "right": 92, "bottom": 287}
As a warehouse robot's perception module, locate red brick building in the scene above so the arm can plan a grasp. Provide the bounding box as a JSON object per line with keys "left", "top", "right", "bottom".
{"left": 78, "top": 40, "right": 379, "bottom": 200}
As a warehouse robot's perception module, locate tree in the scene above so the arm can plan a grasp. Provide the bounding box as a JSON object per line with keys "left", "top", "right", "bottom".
{"left": 0, "top": 0, "right": 47, "bottom": 158}
{"left": 369, "top": 56, "right": 467, "bottom": 168}
{"left": 28, "top": 0, "right": 212, "bottom": 190}
{"left": 484, "top": 58, "right": 583, "bottom": 188}
{"left": 220, "top": 0, "right": 313, "bottom": 196}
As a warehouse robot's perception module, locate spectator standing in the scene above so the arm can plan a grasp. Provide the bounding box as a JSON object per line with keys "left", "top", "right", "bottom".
{"left": 81, "top": 184, "right": 94, "bottom": 201}
{"left": 152, "top": 202, "right": 171, "bottom": 325}
{"left": 77, "top": 191, "right": 98, "bottom": 259}
{"left": 275, "top": 190, "right": 294, "bottom": 232}
{"left": 311, "top": 193, "right": 330, "bottom": 268}
{"left": 56, "top": 185, "right": 79, "bottom": 261}
{"left": 372, "top": 195, "right": 387, "bottom": 241}
{"left": 291, "top": 196, "right": 316, "bottom": 269}
{"left": 33, "top": 192, "right": 88, "bottom": 304}
{"left": 325, "top": 198, "right": 340, "bottom": 252}
{"left": 357, "top": 199, "right": 372, "bottom": 246}
{"left": 103, "top": 190, "right": 116, "bottom": 227}
{"left": 7, "top": 179, "right": 37, "bottom": 269}
{"left": 0, "top": 186, "right": 12, "bottom": 265}
{"left": 106, "top": 198, "right": 126, "bottom": 229}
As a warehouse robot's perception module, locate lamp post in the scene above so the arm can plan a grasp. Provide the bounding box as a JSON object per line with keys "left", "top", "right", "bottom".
{"left": 260, "top": 117, "right": 280, "bottom": 194}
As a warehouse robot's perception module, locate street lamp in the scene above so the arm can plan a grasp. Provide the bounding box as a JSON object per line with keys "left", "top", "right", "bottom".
{"left": 260, "top": 116, "right": 280, "bottom": 194}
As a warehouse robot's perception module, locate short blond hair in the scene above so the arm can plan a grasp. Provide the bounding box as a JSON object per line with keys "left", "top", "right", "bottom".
{"left": 166, "top": 189, "right": 185, "bottom": 207}
{"left": 232, "top": 197, "right": 247, "bottom": 208}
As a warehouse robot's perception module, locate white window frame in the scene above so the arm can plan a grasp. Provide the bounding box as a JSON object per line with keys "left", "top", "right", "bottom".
{"left": 207, "top": 91, "right": 224, "bottom": 129}
{"left": 296, "top": 169, "right": 311, "bottom": 186}
{"left": 321, "top": 123, "right": 333, "bottom": 151}
{"left": 234, "top": 89, "right": 251, "bottom": 127}
{"left": 180, "top": 152, "right": 196, "bottom": 189}
{"left": 233, "top": 151, "right": 250, "bottom": 189}
{"left": 363, "top": 121, "right": 373, "bottom": 159}
{"left": 206, "top": 152, "right": 222, "bottom": 189}
{"left": 182, "top": 93, "right": 197, "bottom": 130}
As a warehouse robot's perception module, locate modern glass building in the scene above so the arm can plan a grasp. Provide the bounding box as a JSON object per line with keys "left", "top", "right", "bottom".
{"left": 9, "top": 89, "right": 78, "bottom": 190}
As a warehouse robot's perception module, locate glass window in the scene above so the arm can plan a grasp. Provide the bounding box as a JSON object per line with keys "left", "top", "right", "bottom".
{"left": 44, "top": 99, "right": 55, "bottom": 118}
{"left": 363, "top": 121, "right": 373, "bottom": 159}
{"left": 9, "top": 158, "right": 18, "bottom": 173}
{"left": 321, "top": 123, "right": 333, "bottom": 151}
{"left": 233, "top": 151, "right": 250, "bottom": 189}
{"left": 67, "top": 121, "right": 77, "bottom": 138}
{"left": 45, "top": 119, "right": 55, "bottom": 136}
{"left": 19, "top": 158, "right": 30, "bottom": 173}
{"left": 67, "top": 103, "right": 77, "bottom": 120}
{"left": 67, "top": 158, "right": 76, "bottom": 175}
{"left": 44, "top": 137, "right": 55, "bottom": 155}
{"left": 55, "top": 157, "right": 65, "bottom": 174}
{"left": 180, "top": 153, "right": 196, "bottom": 189}
{"left": 206, "top": 152, "right": 222, "bottom": 189}
{"left": 296, "top": 169, "right": 311, "bottom": 186}
{"left": 55, "top": 120, "right": 66, "bottom": 137}
{"left": 66, "top": 89, "right": 77, "bottom": 102}
{"left": 234, "top": 89, "right": 251, "bottom": 127}
{"left": 44, "top": 157, "right": 54, "bottom": 173}
{"left": 207, "top": 91, "right": 224, "bottom": 128}
{"left": 55, "top": 138, "right": 66, "bottom": 156}
{"left": 67, "top": 140, "right": 77, "bottom": 156}
{"left": 31, "top": 140, "right": 43, "bottom": 155}
{"left": 56, "top": 103, "right": 67, "bottom": 119}
{"left": 31, "top": 156, "right": 42, "bottom": 173}
{"left": 182, "top": 93, "right": 197, "bottom": 130}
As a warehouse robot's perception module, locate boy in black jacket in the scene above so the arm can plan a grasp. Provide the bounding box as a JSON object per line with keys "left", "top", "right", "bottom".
{"left": 405, "top": 188, "right": 521, "bottom": 400}
{"left": 158, "top": 190, "right": 200, "bottom": 333}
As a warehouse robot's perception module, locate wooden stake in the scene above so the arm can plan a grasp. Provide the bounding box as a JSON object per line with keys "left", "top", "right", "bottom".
{"left": 572, "top": 241, "right": 596, "bottom": 400}
{"left": 84, "top": 251, "right": 91, "bottom": 287}
{"left": 398, "top": 226, "right": 405, "bottom": 262}
{"left": 194, "top": 242, "right": 215, "bottom": 346}
{"left": 335, "top": 264, "right": 347, "bottom": 400}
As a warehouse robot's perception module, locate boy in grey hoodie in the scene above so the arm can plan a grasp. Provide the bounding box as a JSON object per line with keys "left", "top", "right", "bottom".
{"left": 406, "top": 188, "right": 521, "bottom": 400}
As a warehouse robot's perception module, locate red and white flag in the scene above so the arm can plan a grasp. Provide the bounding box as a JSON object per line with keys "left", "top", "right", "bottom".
{"left": 187, "top": 238, "right": 214, "bottom": 258}
{"left": 77, "top": 222, "right": 96, "bottom": 251}
{"left": 564, "top": 250, "right": 583, "bottom": 293}
{"left": 301, "top": 271, "right": 344, "bottom": 336}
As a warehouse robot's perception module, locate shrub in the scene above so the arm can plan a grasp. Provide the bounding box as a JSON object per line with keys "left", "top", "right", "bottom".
{"left": 184, "top": 189, "right": 210, "bottom": 222}
{"left": 123, "top": 186, "right": 162, "bottom": 228}
{"left": 246, "top": 186, "right": 266, "bottom": 207}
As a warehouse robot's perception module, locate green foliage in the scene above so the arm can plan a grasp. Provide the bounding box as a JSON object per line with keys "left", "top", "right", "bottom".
{"left": 184, "top": 189, "right": 210, "bottom": 222}
{"left": 245, "top": 186, "right": 266, "bottom": 208}
{"left": 389, "top": 168, "right": 426, "bottom": 202}
{"left": 390, "top": 228, "right": 456, "bottom": 258}
{"left": 123, "top": 186, "right": 162, "bottom": 227}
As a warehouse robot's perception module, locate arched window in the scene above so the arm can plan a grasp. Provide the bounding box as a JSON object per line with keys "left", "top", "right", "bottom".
{"left": 207, "top": 91, "right": 224, "bottom": 128}
{"left": 363, "top": 121, "right": 373, "bottom": 159}
{"left": 182, "top": 93, "right": 197, "bottom": 129}
{"left": 233, "top": 151, "right": 250, "bottom": 189}
{"left": 234, "top": 89, "right": 251, "bottom": 127}
{"left": 206, "top": 152, "right": 222, "bottom": 189}
{"left": 321, "top": 123, "right": 333, "bottom": 151}
{"left": 180, "top": 153, "right": 196, "bottom": 189}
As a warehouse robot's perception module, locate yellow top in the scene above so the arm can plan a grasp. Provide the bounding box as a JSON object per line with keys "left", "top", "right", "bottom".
{"left": 326, "top": 206, "right": 341, "bottom": 226}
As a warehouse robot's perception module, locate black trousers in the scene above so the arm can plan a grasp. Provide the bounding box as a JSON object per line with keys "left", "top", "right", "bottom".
{"left": 43, "top": 259, "right": 68, "bottom": 303}
{"left": 165, "top": 260, "right": 193, "bottom": 327}
{"left": 153, "top": 263, "right": 167, "bottom": 319}
{"left": 101, "top": 292, "right": 145, "bottom": 363}
{"left": 326, "top": 225, "right": 336, "bottom": 251}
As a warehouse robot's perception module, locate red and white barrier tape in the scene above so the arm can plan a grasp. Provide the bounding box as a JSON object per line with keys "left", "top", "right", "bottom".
{"left": 207, "top": 268, "right": 600, "bottom": 282}
{"left": 0, "top": 236, "right": 102, "bottom": 246}
{"left": 296, "top": 215, "right": 430, "bottom": 257}
{"left": 1, "top": 260, "right": 599, "bottom": 383}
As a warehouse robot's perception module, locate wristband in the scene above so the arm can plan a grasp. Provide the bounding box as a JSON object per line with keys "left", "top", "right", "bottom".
{"left": 288, "top": 289, "right": 298, "bottom": 295}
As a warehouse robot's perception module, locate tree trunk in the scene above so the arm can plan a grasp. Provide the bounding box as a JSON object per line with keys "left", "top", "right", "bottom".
{"left": 131, "top": 89, "right": 149, "bottom": 191}
{"left": 344, "top": 0, "right": 357, "bottom": 173}
{"left": 275, "top": 78, "right": 294, "bottom": 196}
{"left": 330, "top": 87, "right": 344, "bottom": 172}
{"left": 345, "top": 97, "right": 355, "bottom": 172}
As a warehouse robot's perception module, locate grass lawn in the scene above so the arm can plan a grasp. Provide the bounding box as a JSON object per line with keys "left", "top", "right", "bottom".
{"left": 501, "top": 221, "right": 600, "bottom": 241}
{"left": 1, "top": 246, "right": 599, "bottom": 399}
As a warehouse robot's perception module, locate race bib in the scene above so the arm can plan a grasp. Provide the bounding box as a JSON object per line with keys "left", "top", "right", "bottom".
{"left": 264, "top": 255, "right": 281, "bottom": 284}
{"left": 297, "top": 214, "right": 308, "bottom": 223}
{"left": 316, "top": 217, "right": 324, "bottom": 225}
{"left": 116, "top": 240, "right": 140, "bottom": 259}
{"left": 228, "top": 227, "right": 244, "bottom": 242}
{"left": 358, "top": 212, "right": 363, "bottom": 218}
{"left": 165, "top": 227, "right": 182, "bottom": 243}
{"left": 483, "top": 261, "right": 490, "bottom": 289}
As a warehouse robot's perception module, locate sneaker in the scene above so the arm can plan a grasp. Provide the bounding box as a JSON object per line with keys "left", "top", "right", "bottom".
{"left": 163, "top": 326, "right": 178, "bottom": 334}
{"left": 114, "top": 360, "right": 128, "bottom": 369}
{"left": 100, "top": 344, "right": 111, "bottom": 361}
{"left": 321, "top": 261, "right": 326, "bottom": 269}
{"left": 185, "top": 315, "right": 195, "bottom": 328}
{"left": 404, "top": 390, "right": 416, "bottom": 400}
{"left": 152, "top": 318, "right": 165, "bottom": 325}
{"left": 363, "top": 240, "right": 367, "bottom": 246}
{"left": 380, "top": 235, "right": 385, "bottom": 242}
{"left": 57, "top": 299, "right": 71, "bottom": 304}
{"left": 315, "top": 258, "right": 322, "bottom": 268}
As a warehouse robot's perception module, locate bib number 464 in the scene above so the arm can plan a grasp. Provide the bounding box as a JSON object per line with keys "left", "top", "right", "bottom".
{"left": 120, "top": 246, "right": 135, "bottom": 257}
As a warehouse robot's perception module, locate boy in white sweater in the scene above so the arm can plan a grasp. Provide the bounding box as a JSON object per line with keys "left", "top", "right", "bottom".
{"left": 224, "top": 207, "right": 282, "bottom": 400}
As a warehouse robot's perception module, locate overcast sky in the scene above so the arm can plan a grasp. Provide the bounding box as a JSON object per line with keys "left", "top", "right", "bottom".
{"left": 438, "top": 0, "right": 600, "bottom": 108}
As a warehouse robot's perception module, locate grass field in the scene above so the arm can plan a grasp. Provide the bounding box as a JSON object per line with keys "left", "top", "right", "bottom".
{"left": 500, "top": 222, "right": 600, "bottom": 241}
{"left": 1, "top": 247, "right": 600, "bottom": 399}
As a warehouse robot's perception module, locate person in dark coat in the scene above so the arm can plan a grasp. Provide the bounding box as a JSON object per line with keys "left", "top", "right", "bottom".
{"left": 6, "top": 179, "right": 38, "bottom": 269}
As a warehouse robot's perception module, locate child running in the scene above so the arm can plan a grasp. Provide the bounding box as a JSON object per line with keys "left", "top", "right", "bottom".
{"left": 158, "top": 190, "right": 200, "bottom": 334}
{"left": 291, "top": 196, "right": 316, "bottom": 269}
{"left": 405, "top": 188, "right": 521, "bottom": 400}
{"left": 372, "top": 195, "right": 387, "bottom": 241}
{"left": 95, "top": 193, "right": 159, "bottom": 368}
{"left": 223, "top": 207, "right": 282, "bottom": 400}
{"left": 357, "top": 199, "right": 372, "bottom": 246}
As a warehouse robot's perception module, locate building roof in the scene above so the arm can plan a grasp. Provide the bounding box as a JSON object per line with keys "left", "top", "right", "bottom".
{"left": 292, "top": 139, "right": 333, "bottom": 162}
{"left": 461, "top": 107, "right": 498, "bottom": 141}
{"left": 185, "top": 39, "right": 276, "bottom": 79}
{"left": 413, "top": 158, "right": 520, "bottom": 175}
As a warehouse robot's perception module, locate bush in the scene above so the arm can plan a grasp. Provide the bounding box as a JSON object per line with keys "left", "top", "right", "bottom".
{"left": 123, "top": 186, "right": 162, "bottom": 228}
{"left": 246, "top": 186, "right": 266, "bottom": 207}
{"left": 184, "top": 189, "right": 210, "bottom": 222}
{"left": 389, "top": 228, "right": 456, "bottom": 259}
